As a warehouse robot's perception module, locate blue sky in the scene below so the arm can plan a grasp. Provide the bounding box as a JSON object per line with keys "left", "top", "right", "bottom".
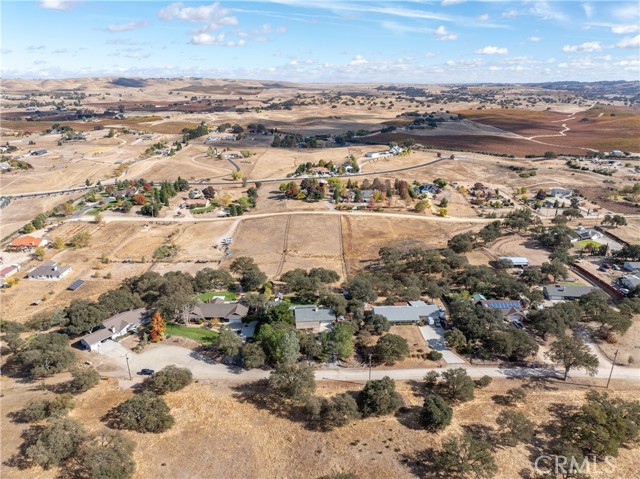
{"left": 1, "top": 1, "right": 639, "bottom": 82}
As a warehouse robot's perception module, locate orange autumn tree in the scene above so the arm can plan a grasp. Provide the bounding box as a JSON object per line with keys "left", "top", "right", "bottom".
{"left": 149, "top": 311, "right": 166, "bottom": 342}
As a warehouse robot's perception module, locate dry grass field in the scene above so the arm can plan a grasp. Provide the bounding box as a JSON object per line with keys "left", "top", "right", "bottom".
{"left": 2, "top": 376, "right": 639, "bottom": 479}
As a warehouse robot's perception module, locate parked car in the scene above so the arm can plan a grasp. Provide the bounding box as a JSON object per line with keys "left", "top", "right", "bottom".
{"left": 139, "top": 368, "right": 154, "bottom": 376}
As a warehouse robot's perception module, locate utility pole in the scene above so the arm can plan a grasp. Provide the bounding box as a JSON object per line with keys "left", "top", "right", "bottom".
{"left": 125, "top": 354, "right": 132, "bottom": 381}
{"left": 606, "top": 349, "right": 618, "bottom": 389}
{"left": 368, "top": 354, "right": 373, "bottom": 381}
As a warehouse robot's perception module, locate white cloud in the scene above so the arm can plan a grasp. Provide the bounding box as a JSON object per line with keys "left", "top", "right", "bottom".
{"left": 39, "top": 0, "right": 76, "bottom": 10}
{"left": 529, "top": 1, "right": 567, "bottom": 22}
{"left": 350, "top": 55, "right": 368, "bottom": 65}
{"left": 612, "top": 4, "right": 640, "bottom": 21}
{"left": 27, "top": 45, "right": 46, "bottom": 51}
{"left": 612, "top": 24, "right": 639, "bottom": 34}
{"left": 477, "top": 14, "right": 489, "bottom": 22}
{"left": 434, "top": 25, "right": 458, "bottom": 41}
{"left": 159, "top": 2, "right": 238, "bottom": 30}
{"left": 442, "top": 0, "right": 465, "bottom": 5}
{"left": 475, "top": 46, "right": 508, "bottom": 55}
{"left": 1, "top": 49, "right": 13, "bottom": 54}
{"left": 529, "top": 36, "right": 542, "bottom": 42}
{"left": 582, "top": 3, "right": 594, "bottom": 18}
{"left": 276, "top": 26, "right": 287, "bottom": 33}
{"left": 191, "top": 33, "right": 225, "bottom": 45}
{"left": 106, "top": 21, "right": 148, "bottom": 33}
{"left": 562, "top": 41, "right": 602, "bottom": 52}
{"left": 502, "top": 9, "right": 519, "bottom": 18}
{"left": 616, "top": 35, "right": 640, "bottom": 49}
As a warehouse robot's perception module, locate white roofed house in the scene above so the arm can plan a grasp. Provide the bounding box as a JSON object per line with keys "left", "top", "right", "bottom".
{"left": 80, "top": 308, "right": 148, "bottom": 351}
{"left": 498, "top": 256, "right": 529, "bottom": 267}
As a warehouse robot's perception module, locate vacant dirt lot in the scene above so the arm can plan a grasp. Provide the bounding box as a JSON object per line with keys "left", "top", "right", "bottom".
{"left": 342, "top": 215, "right": 477, "bottom": 273}
{"left": 2, "top": 375, "right": 639, "bottom": 479}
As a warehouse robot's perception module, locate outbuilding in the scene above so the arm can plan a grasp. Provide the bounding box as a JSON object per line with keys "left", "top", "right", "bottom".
{"left": 498, "top": 256, "right": 529, "bottom": 267}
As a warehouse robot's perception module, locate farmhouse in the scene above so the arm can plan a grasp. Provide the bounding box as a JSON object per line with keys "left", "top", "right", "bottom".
{"left": 27, "top": 261, "right": 72, "bottom": 280}
{"left": 113, "top": 188, "right": 138, "bottom": 200}
{"left": 620, "top": 275, "right": 640, "bottom": 290}
{"left": 623, "top": 262, "right": 640, "bottom": 273}
{"left": 294, "top": 306, "right": 336, "bottom": 332}
{"left": 80, "top": 308, "right": 148, "bottom": 351}
{"left": 7, "top": 235, "right": 48, "bottom": 251}
{"left": 373, "top": 301, "right": 444, "bottom": 325}
{"left": 543, "top": 284, "right": 595, "bottom": 301}
{"left": 498, "top": 256, "right": 529, "bottom": 267}
{"left": 189, "top": 300, "right": 248, "bottom": 323}
{"left": 477, "top": 299, "right": 526, "bottom": 323}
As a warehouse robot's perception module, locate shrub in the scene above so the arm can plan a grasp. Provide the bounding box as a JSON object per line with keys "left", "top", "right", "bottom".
{"left": 68, "top": 367, "right": 100, "bottom": 394}
{"left": 420, "top": 394, "right": 453, "bottom": 431}
{"left": 25, "top": 418, "right": 88, "bottom": 469}
{"left": 17, "top": 394, "right": 74, "bottom": 423}
{"left": 108, "top": 391, "right": 174, "bottom": 433}
{"left": 142, "top": 365, "right": 192, "bottom": 395}
{"left": 505, "top": 387, "right": 527, "bottom": 405}
{"left": 374, "top": 334, "right": 409, "bottom": 363}
{"left": 427, "top": 350, "right": 443, "bottom": 361}
{"left": 439, "top": 368, "right": 475, "bottom": 403}
{"left": 474, "top": 375, "right": 492, "bottom": 388}
{"left": 77, "top": 430, "right": 135, "bottom": 479}
{"left": 357, "top": 376, "right": 401, "bottom": 417}
{"left": 269, "top": 362, "right": 316, "bottom": 402}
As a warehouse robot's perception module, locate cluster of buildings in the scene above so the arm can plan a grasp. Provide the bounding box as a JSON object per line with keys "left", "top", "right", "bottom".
{"left": 364, "top": 145, "right": 403, "bottom": 159}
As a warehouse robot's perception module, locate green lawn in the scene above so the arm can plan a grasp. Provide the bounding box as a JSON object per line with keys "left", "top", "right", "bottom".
{"left": 165, "top": 323, "right": 218, "bottom": 343}
{"left": 576, "top": 239, "right": 600, "bottom": 249}
{"left": 196, "top": 290, "right": 238, "bottom": 301}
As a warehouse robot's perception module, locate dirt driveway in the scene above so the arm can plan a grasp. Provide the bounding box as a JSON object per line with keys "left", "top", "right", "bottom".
{"left": 93, "top": 341, "right": 269, "bottom": 382}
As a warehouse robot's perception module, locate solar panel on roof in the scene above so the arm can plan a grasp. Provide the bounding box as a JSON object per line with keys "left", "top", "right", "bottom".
{"left": 68, "top": 279, "right": 85, "bottom": 291}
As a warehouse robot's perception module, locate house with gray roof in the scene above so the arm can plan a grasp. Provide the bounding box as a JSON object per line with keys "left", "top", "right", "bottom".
{"left": 80, "top": 308, "right": 148, "bottom": 351}
{"left": 190, "top": 300, "right": 248, "bottom": 323}
{"left": 373, "top": 301, "right": 444, "bottom": 325}
{"left": 543, "top": 284, "right": 595, "bottom": 301}
{"left": 620, "top": 275, "right": 640, "bottom": 290}
{"left": 27, "top": 261, "right": 72, "bottom": 280}
{"left": 623, "top": 262, "right": 640, "bottom": 273}
{"left": 294, "top": 306, "right": 336, "bottom": 332}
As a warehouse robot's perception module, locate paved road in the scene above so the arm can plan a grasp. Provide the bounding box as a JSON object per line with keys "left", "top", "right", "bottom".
{"left": 78, "top": 209, "right": 496, "bottom": 225}
{"left": 96, "top": 341, "right": 640, "bottom": 385}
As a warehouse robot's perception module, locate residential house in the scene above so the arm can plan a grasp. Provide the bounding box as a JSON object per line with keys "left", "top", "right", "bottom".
{"left": 113, "top": 188, "right": 138, "bottom": 200}
{"left": 498, "top": 256, "right": 529, "bottom": 267}
{"left": 0, "top": 161, "right": 11, "bottom": 172}
{"left": 543, "top": 284, "right": 595, "bottom": 301}
{"left": 372, "top": 300, "right": 444, "bottom": 325}
{"left": 573, "top": 226, "right": 603, "bottom": 242}
{"left": 80, "top": 308, "right": 148, "bottom": 351}
{"left": 293, "top": 306, "right": 336, "bottom": 332}
{"left": 27, "top": 261, "right": 72, "bottom": 280}
{"left": 0, "top": 264, "right": 19, "bottom": 280}
{"left": 189, "top": 300, "right": 249, "bottom": 323}
{"left": 188, "top": 189, "right": 204, "bottom": 199}
{"left": 309, "top": 166, "right": 330, "bottom": 175}
{"left": 416, "top": 184, "right": 439, "bottom": 196}
{"left": 365, "top": 151, "right": 386, "bottom": 159}
{"left": 477, "top": 299, "right": 526, "bottom": 324}
{"left": 183, "top": 198, "right": 210, "bottom": 209}
{"left": 623, "top": 262, "right": 640, "bottom": 273}
{"left": 7, "top": 235, "right": 48, "bottom": 251}
{"left": 620, "top": 275, "right": 640, "bottom": 290}
{"left": 550, "top": 187, "right": 573, "bottom": 199}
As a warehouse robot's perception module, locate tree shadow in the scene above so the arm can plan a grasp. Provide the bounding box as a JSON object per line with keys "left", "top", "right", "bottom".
{"left": 462, "top": 423, "right": 495, "bottom": 444}
{"left": 400, "top": 448, "right": 437, "bottom": 479}
{"left": 395, "top": 405, "right": 423, "bottom": 431}
{"left": 2, "top": 425, "right": 44, "bottom": 470}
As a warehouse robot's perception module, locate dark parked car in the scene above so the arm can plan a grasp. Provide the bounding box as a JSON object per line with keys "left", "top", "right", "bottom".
{"left": 139, "top": 368, "right": 154, "bottom": 376}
